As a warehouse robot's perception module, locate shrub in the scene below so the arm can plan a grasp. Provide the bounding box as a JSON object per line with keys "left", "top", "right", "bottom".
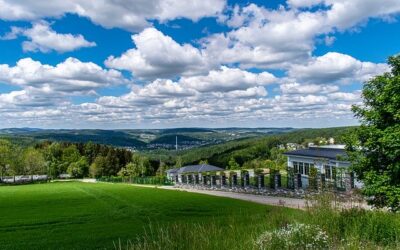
{"left": 255, "top": 223, "right": 329, "bottom": 250}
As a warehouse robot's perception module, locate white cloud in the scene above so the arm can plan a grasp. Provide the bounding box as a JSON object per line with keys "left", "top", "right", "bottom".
{"left": 20, "top": 21, "right": 96, "bottom": 53}
{"left": 0, "top": 0, "right": 226, "bottom": 32}
{"left": 0, "top": 57, "right": 125, "bottom": 94}
{"left": 0, "top": 26, "right": 24, "bottom": 40}
{"left": 280, "top": 82, "right": 339, "bottom": 94}
{"left": 224, "top": 86, "right": 268, "bottom": 98}
{"left": 179, "top": 66, "right": 276, "bottom": 92}
{"left": 287, "top": 0, "right": 323, "bottom": 8}
{"left": 105, "top": 28, "right": 211, "bottom": 79}
{"left": 203, "top": 1, "right": 400, "bottom": 69}
{"left": 328, "top": 91, "right": 361, "bottom": 102}
{"left": 288, "top": 52, "right": 389, "bottom": 83}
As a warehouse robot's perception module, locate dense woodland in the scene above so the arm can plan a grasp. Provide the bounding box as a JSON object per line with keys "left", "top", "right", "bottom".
{"left": 0, "top": 140, "right": 162, "bottom": 179}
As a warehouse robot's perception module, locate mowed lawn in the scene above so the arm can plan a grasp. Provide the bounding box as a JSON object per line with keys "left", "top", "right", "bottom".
{"left": 0, "top": 182, "right": 294, "bottom": 250}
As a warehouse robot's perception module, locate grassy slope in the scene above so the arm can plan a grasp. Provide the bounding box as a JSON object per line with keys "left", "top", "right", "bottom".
{"left": 0, "top": 182, "right": 296, "bottom": 250}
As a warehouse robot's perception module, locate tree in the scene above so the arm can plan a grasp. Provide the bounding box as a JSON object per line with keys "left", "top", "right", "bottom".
{"left": 228, "top": 157, "right": 240, "bottom": 170}
{"left": 62, "top": 145, "right": 81, "bottom": 164}
{"left": 0, "top": 139, "right": 11, "bottom": 181}
{"left": 175, "top": 156, "right": 183, "bottom": 168}
{"left": 67, "top": 157, "right": 89, "bottom": 178}
{"left": 90, "top": 156, "right": 107, "bottom": 178}
{"left": 23, "top": 148, "right": 46, "bottom": 180}
{"left": 345, "top": 55, "right": 400, "bottom": 211}
{"left": 130, "top": 155, "right": 152, "bottom": 176}
{"left": 43, "top": 142, "right": 63, "bottom": 178}
{"left": 269, "top": 147, "right": 287, "bottom": 170}
{"left": 198, "top": 159, "right": 209, "bottom": 165}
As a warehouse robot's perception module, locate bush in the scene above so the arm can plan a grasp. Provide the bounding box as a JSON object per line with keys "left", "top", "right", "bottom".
{"left": 254, "top": 223, "right": 329, "bottom": 250}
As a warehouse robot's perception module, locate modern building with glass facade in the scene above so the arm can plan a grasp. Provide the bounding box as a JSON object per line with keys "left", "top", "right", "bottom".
{"left": 284, "top": 145, "right": 361, "bottom": 190}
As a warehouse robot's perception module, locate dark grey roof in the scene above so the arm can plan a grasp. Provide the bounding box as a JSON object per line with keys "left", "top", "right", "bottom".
{"left": 178, "top": 164, "right": 224, "bottom": 173}
{"left": 283, "top": 147, "right": 348, "bottom": 161}
{"left": 166, "top": 168, "right": 179, "bottom": 174}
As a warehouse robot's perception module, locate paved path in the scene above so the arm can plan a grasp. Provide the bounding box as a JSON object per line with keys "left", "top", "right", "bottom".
{"left": 158, "top": 186, "right": 307, "bottom": 209}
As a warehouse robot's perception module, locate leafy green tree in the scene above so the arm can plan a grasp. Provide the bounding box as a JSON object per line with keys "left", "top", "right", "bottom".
{"left": 156, "top": 161, "right": 167, "bottom": 176}
{"left": 130, "top": 154, "right": 152, "bottom": 176}
{"left": 67, "top": 157, "right": 89, "bottom": 178}
{"left": 175, "top": 156, "right": 183, "bottom": 168}
{"left": 0, "top": 139, "right": 12, "bottom": 180}
{"left": 62, "top": 145, "right": 81, "bottom": 164}
{"left": 269, "top": 147, "right": 287, "bottom": 170}
{"left": 199, "top": 159, "right": 209, "bottom": 165}
{"left": 104, "top": 149, "right": 120, "bottom": 176}
{"left": 84, "top": 141, "right": 97, "bottom": 164}
{"left": 345, "top": 55, "right": 400, "bottom": 211}
{"left": 90, "top": 156, "right": 107, "bottom": 178}
{"left": 228, "top": 157, "right": 240, "bottom": 170}
{"left": 8, "top": 146, "right": 24, "bottom": 177}
{"left": 23, "top": 148, "right": 46, "bottom": 179}
{"left": 43, "top": 142, "right": 63, "bottom": 178}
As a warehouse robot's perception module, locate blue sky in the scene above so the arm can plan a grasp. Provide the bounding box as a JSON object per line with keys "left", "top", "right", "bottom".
{"left": 0, "top": 0, "right": 399, "bottom": 129}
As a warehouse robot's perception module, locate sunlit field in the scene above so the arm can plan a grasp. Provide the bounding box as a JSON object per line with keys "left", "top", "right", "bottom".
{"left": 0, "top": 182, "right": 281, "bottom": 249}
{"left": 1, "top": 182, "right": 399, "bottom": 250}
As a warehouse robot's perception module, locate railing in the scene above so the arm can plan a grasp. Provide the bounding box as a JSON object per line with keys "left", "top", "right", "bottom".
{"left": 0, "top": 175, "right": 48, "bottom": 185}
{"left": 97, "top": 176, "right": 174, "bottom": 186}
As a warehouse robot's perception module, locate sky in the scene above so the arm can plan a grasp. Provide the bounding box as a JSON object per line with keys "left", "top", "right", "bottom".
{"left": 0, "top": 0, "right": 399, "bottom": 129}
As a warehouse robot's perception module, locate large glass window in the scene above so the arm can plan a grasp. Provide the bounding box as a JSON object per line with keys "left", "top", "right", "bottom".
{"left": 292, "top": 161, "right": 315, "bottom": 175}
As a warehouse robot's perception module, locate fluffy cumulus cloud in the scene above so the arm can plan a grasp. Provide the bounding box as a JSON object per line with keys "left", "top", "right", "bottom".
{"left": 288, "top": 52, "right": 389, "bottom": 83}
{"left": 179, "top": 66, "right": 276, "bottom": 92}
{"left": 280, "top": 82, "right": 339, "bottom": 95}
{"left": 1, "top": 21, "right": 96, "bottom": 52}
{"left": 203, "top": 0, "right": 400, "bottom": 69}
{"left": 22, "top": 21, "right": 96, "bottom": 53}
{"left": 0, "top": 0, "right": 226, "bottom": 32}
{"left": 0, "top": 57, "right": 125, "bottom": 97}
{"left": 105, "top": 28, "right": 211, "bottom": 79}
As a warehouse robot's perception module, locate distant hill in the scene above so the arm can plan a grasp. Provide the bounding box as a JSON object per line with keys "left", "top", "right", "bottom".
{"left": 0, "top": 129, "right": 146, "bottom": 148}
{"left": 151, "top": 134, "right": 201, "bottom": 145}
{"left": 0, "top": 127, "right": 297, "bottom": 149}
{"left": 160, "top": 128, "right": 214, "bottom": 134}
{"left": 146, "top": 126, "right": 358, "bottom": 167}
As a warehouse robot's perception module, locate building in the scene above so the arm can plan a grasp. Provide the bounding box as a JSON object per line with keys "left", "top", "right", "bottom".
{"left": 284, "top": 145, "right": 361, "bottom": 190}
{"left": 166, "top": 168, "right": 179, "bottom": 182}
{"left": 166, "top": 164, "right": 224, "bottom": 184}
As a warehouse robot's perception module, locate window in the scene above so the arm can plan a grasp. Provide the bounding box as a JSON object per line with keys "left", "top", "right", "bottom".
{"left": 293, "top": 162, "right": 298, "bottom": 173}
{"left": 304, "top": 163, "right": 310, "bottom": 175}
{"left": 324, "top": 165, "right": 332, "bottom": 179}
{"left": 299, "top": 162, "right": 304, "bottom": 175}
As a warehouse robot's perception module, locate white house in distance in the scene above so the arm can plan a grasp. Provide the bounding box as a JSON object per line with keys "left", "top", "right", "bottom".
{"left": 284, "top": 145, "right": 362, "bottom": 190}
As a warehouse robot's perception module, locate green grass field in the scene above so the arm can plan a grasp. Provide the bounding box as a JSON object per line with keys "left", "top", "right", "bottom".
{"left": 1, "top": 182, "right": 399, "bottom": 250}
{"left": 0, "top": 182, "right": 294, "bottom": 250}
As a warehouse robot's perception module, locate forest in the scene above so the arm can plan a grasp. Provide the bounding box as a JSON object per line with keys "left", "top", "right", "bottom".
{"left": 0, "top": 140, "right": 161, "bottom": 180}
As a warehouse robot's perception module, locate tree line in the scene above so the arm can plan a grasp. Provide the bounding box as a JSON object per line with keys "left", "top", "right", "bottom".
{"left": 0, "top": 140, "right": 162, "bottom": 179}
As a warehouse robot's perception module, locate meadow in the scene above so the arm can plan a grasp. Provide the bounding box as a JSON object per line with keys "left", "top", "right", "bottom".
{"left": 0, "top": 182, "right": 291, "bottom": 249}
{"left": 0, "top": 182, "right": 399, "bottom": 250}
